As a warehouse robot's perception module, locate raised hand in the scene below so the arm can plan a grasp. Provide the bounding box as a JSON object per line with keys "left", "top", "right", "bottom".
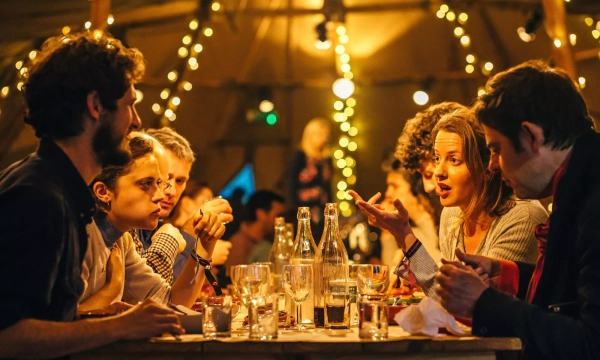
{"left": 115, "top": 299, "right": 184, "bottom": 339}
{"left": 200, "top": 198, "right": 233, "bottom": 224}
{"left": 348, "top": 190, "right": 416, "bottom": 250}
{"left": 192, "top": 210, "right": 225, "bottom": 259}
{"left": 155, "top": 223, "right": 187, "bottom": 254}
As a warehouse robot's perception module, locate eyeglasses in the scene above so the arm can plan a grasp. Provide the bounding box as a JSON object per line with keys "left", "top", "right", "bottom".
{"left": 162, "top": 181, "right": 173, "bottom": 192}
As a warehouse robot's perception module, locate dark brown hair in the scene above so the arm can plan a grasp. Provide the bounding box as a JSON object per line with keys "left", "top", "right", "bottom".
{"left": 474, "top": 60, "right": 594, "bottom": 152}
{"left": 23, "top": 32, "right": 145, "bottom": 139}
{"left": 396, "top": 102, "right": 468, "bottom": 172}
{"left": 433, "top": 110, "right": 514, "bottom": 224}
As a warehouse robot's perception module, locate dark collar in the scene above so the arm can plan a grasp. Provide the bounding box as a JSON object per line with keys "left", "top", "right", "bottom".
{"left": 36, "top": 138, "right": 96, "bottom": 224}
{"left": 94, "top": 216, "right": 124, "bottom": 248}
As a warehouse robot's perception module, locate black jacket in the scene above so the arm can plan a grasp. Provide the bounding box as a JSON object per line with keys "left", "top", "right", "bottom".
{"left": 472, "top": 131, "right": 600, "bottom": 359}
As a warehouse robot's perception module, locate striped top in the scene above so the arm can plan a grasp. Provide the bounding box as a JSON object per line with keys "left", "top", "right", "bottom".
{"left": 397, "top": 200, "right": 548, "bottom": 299}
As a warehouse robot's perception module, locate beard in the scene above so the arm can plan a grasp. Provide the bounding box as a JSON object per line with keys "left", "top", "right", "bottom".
{"left": 92, "top": 111, "right": 131, "bottom": 168}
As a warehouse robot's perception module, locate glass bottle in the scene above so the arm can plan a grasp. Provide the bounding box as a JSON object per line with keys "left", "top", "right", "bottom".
{"left": 268, "top": 217, "right": 290, "bottom": 318}
{"left": 290, "top": 207, "right": 317, "bottom": 329}
{"left": 285, "top": 223, "right": 295, "bottom": 250}
{"left": 315, "top": 203, "right": 349, "bottom": 329}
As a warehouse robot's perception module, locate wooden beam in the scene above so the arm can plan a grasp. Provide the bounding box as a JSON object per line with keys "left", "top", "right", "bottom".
{"left": 90, "top": 0, "right": 111, "bottom": 31}
{"left": 542, "top": 0, "right": 576, "bottom": 79}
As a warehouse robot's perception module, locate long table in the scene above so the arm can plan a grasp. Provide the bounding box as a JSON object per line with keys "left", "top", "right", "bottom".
{"left": 72, "top": 327, "right": 521, "bottom": 360}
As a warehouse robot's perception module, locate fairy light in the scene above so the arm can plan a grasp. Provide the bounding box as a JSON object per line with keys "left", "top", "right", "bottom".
{"left": 107, "top": 14, "right": 114, "bottom": 25}
{"left": 84, "top": 21, "right": 91, "bottom": 29}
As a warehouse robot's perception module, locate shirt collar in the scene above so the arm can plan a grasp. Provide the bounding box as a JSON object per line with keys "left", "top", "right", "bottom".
{"left": 94, "top": 216, "right": 124, "bottom": 248}
{"left": 36, "top": 138, "right": 96, "bottom": 224}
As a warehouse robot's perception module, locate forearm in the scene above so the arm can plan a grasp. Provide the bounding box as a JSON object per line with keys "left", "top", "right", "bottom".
{"left": 144, "top": 233, "right": 179, "bottom": 283}
{"left": 170, "top": 257, "right": 207, "bottom": 307}
{"left": 394, "top": 241, "right": 439, "bottom": 300}
{"left": 78, "top": 282, "right": 121, "bottom": 313}
{"left": 0, "top": 317, "right": 124, "bottom": 359}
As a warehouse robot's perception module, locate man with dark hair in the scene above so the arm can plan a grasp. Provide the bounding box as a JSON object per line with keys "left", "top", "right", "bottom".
{"left": 395, "top": 102, "right": 468, "bottom": 193}
{"left": 0, "top": 32, "right": 184, "bottom": 359}
{"left": 226, "top": 190, "right": 285, "bottom": 268}
{"left": 435, "top": 60, "right": 600, "bottom": 359}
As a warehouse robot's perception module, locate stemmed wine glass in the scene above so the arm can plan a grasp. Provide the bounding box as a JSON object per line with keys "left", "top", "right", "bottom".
{"left": 283, "top": 264, "right": 313, "bottom": 330}
{"left": 231, "top": 264, "right": 271, "bottom": 307}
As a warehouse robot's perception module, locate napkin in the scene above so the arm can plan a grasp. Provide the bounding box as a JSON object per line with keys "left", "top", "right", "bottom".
{"left": 394, "top": 297, "right": 471, "bottom": 336}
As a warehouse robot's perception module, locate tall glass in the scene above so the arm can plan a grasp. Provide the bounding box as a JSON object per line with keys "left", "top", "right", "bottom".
{"left": 283, "top": 264, "right": 313, "bottom": 330}
{"left": 357, "top": 264, "right": 390, "bottom": 300}
{"left": 230, "top": 264, "right": 271, "bottom": 307}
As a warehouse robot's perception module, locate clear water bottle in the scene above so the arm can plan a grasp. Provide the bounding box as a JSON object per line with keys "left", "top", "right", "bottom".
{"left": 290, "top": 207, "right": 317, "bottom": 329}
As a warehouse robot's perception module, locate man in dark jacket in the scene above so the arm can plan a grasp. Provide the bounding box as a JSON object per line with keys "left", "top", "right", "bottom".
{"left": 435, "top": 60, "right": 600, "bottom": 359}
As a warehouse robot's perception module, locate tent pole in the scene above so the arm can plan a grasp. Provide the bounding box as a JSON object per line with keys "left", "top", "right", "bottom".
{"left": 90, "top": 0, "right": 111, "bottom": 31}
{"left": 541, "top": 0, "right": 576, "bottom": 79}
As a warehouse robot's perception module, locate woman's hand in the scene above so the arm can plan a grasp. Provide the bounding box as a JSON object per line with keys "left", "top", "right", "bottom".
{"left": 348, "top": 190, "right": 417, "bottom": 250}
{"left": 192, "top": 210, "right": 226, "bottom": 259}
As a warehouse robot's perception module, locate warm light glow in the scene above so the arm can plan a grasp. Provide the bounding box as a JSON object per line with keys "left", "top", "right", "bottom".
{"left": 340, "top": 63, "right": 351, "bottom": 73}
{"left": 168, "top": 113, "right": 177, "bottom": 121}
{"left": 592, "top": 30, "right": 600, "bottom": 39}
{"left": 334, "top": 101, "right": 344, "bottom": 110}
{"left": 194, "top": 44, "right": 203, "bottom": 53}
{"left": 345, "top": 157, "right": 355, "bottom": 167}
{"left": 340, "top": 122, "right": 351, "bottom": 132}
{"left": 165, "top": 109, "right": 174, "bottom": 118}
{"left": 15, "top": 61, "right": 23, "bottom": 70}
{"left": 339, "top": 137, "right": 349, "bottom": 147}
{"left": 436, "top": 10, "right": 446, "bottom": 19}
{"left": 62, "top": 26, "right": 71, "bottom": 35}
{"left": 337, "top": 159, "right": 347, "bottom": 168}
{"left": 484, "top": 62, "right": 494, "bottom": 71}
{"left": 152, "top": 103, "right": 161, "bottom": 114}
{"left": 570, "top": 34, "right": 577, "bottom": 46}
{"left": 204, "top": 28, "right": 213, "bottom": 37}
{"left": 517, "top": 27, "right": 535, "bottom": 42}
{"left": 178, "top": 47, "right": 188, "bottom": 57}
{"left": 188, "top": 57, "right": 198, "bottom": 66}
{"left": 332, "top": 78, "right": 355, "bottom": 99}
{"left": 554, "top": 39, "right": 562, "bottom": 48}
{"left": 337, "top": 190, "right": 346, "bottom": 200}
{"left": 167, "top": 71, "right": 178, "bottom": 82}
{"left": 348, "top": 127, "right": 358, "bottom": 136}
{"left": 189, "top": 63, "right": 199, "bottom": 71}
{"left": 440, "top": 4, "right": 449, "bottom": 12}
{"left": 466, "top": 54, "right": 475, "bottom": 63}
{"left": 460, "top": 35, "right": 470, "bottom": 46}
{"left": 465, "top": 64, "right": 475, "bottom": 73}
{"left": 341, "top": 208, "right": 352, "bottom": 217}
{"left": 334, "top": 150, "right": 344, "bottom": 159}
{"left": 212, "top": 2, "right": 221, "bottom": 11}
{"left": 458, "top": 13, "right": 468, "bottom": 23}
{"left": 344, "top": 71, "right": 354, "bottom": 80}
{"left": 259, "top": 100, "right": 274, "bottom": 113}
{"left": 454, "top": 27, "right": 464, "bottom": 37}
{"left": 585, "top": 17, "right": 594, "bottom": 27}
{"left": 135, "top": 89, "right": 143, "bottom": 104}
{"left": 348, "top": 142, "right": 357, "bottom": 151}
{"left": 344, "top": 107, "right": 354, "bottom": 116}
{"left": 183, "top": 35, "right": 192, "bottom": 45}
{"left": 336, "top": 26, "right": 346, "bottom": 35}
{"left": 347, "top": 175, "right": 356, "bottom": 185}
{"left": 334, "top": 113, "right": 347, "bottom": 122}
{"left": 579, "top": 77, "right": 586, "bottom": 89}
{"left": 446, "top": 12, "right": 456, "bottom": 22}
{"left": 346, "top": 98, "right": 356, "bottom": 107}
{"left": 16, "top": 82, "right": 23, "bottom": 91}
{"left": 1, "top": 86, "right": 9, "bottom": 98}
{"left": 189, "top": 19, "right": 199, "bottom": 30}
{"left": 339, "top": 201, "right": 349, "bottom": 211}
{"left": 337, "top": 181, "right": 348, "bottom": 191}
{"left": 340, "top": 54, "right": 350, "bottom": 63}
{"left": 477, "top": 87, "right": 486, "bottom": 96}
{"left": 107, "top": 14, "right": 114, "bottom": 25}
{"left": 171, "top": 97, "right": 181, "bottom": 106}
{"left": 182, "top": 81, "right": 193, "bottom": 91}
{"left": 413, "top": 90, "right": 429, "bottom": 106}
{"left": 84, "top": 21, "right": 91, "bottom": 29}
{"left": 160, "top": 89, "right": 170, "bottom": 99}
{"left": 19, "top": 67, "right": 27, "bottom": 77}
{"left": 345, "top": 192, "right": 353, "bottom": 201}
{"left": 314, "top": 39, "right": 332, "bottom": 50}
{"left": 335, "top": 45, "right": 345, "bottom": 54}
{"left": 342, "top": 168, "right": 353, "bottom": 177}
{"left": 93, "top": 29, "right": 103, "bottom": 39}
{"left": 339, "top": 34, "right": 349, "bottom": 44}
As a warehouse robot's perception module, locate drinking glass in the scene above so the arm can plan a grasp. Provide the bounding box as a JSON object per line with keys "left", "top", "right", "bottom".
{"left": 248, "top": 293, "right": 279, "bottom": 340}
{"left": 282, "top": 264, "right": 313, "bottom": 330}
{"left": 358, "top": 297, "right": 388, "bottom": 340}
{"left": 202, "top": 295, "right": 232, "bottom": 338}
{"left": 357, "top": 264, "right": 389, "bottom": 299}
{"left": 204, "top": 195, "right": 230, "bottom": 224}
{"left": 230, "top": 264, "right": 271, "bottom": 307}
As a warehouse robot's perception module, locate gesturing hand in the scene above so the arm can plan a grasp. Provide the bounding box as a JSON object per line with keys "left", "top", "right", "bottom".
{"left": 453, "top": 248, "right": 502, "bottom": 285}
{"left": 200, "top": 198, "right": 233, "bottom": 224}
{"left": 348, "top": 190, "right": 416, "bottom": 250}
{"left": 116, "top": 299, "right": 184, "bottom": 340}
{"left": 434, "top": 260, "right": 489, "bottom": 318}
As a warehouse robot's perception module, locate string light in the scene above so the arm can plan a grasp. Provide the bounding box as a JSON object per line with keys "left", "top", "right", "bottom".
{"left": 107, "top": 14, "right": 114, "bottom": 25}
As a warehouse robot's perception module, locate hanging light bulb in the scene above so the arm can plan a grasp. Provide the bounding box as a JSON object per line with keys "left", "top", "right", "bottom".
{"left": 332, "top": 78, "right": 355, "bottom": 99}
{"left": 413, "top": 90, "right": 429, "bottom": 106}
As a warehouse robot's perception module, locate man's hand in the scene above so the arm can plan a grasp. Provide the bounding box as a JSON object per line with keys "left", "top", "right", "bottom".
{"left": 114, "top": 299, "right": 184, "bottom": 340}
{"left": 348, "top": 190, "right": 416, "bottom": 250}
{"left": 192, "top": 210, "right": 225, "bottom": 259}
{"left": 454, "top": 249, "right": 502, "bottom": 285}
{"left": 435, "top": 260, "right": 489, "bottom": 318}
{"left": 200, "top": 198, "right": 233, "bottom": 224}
{"left": 155, "top": 223, "right": 186, "bottom": 254}
{"left": 211, "top": 240, "right": 231, "bottom": 265}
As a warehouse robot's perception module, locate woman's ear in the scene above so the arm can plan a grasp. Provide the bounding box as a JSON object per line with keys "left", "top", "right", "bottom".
{"left": 92, "top": 182, "right": 113, "bottom": 205}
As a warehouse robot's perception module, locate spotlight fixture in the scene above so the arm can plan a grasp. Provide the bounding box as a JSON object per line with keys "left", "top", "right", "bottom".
{"left": 517, "top": 11, "right": 543, "bottom": 42}
{"left": 314, "top": 19, "right": 331, "bottom": 50}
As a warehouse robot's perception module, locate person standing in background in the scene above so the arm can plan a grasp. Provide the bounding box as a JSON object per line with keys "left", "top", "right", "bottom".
{"left": 287, "top": 117, "right": 333, "bottom": 243}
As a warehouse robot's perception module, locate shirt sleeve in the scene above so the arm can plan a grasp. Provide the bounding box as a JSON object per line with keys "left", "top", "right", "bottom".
{"left": 142, "top": 232, "right": 179, "bottom": 284}
{"left": 0, "top": 186, "right": 65, "bottom": 330}
{"left": 394, "top": 240, "right": 440, "bottom": 301}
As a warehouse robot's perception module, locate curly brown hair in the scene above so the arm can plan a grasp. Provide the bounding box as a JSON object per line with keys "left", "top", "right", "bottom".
{"left": 23, "top": 32, "right": 145, "bottom": 139}
{"left": 395, "top": 102, "right": 467, "bottom": 172}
